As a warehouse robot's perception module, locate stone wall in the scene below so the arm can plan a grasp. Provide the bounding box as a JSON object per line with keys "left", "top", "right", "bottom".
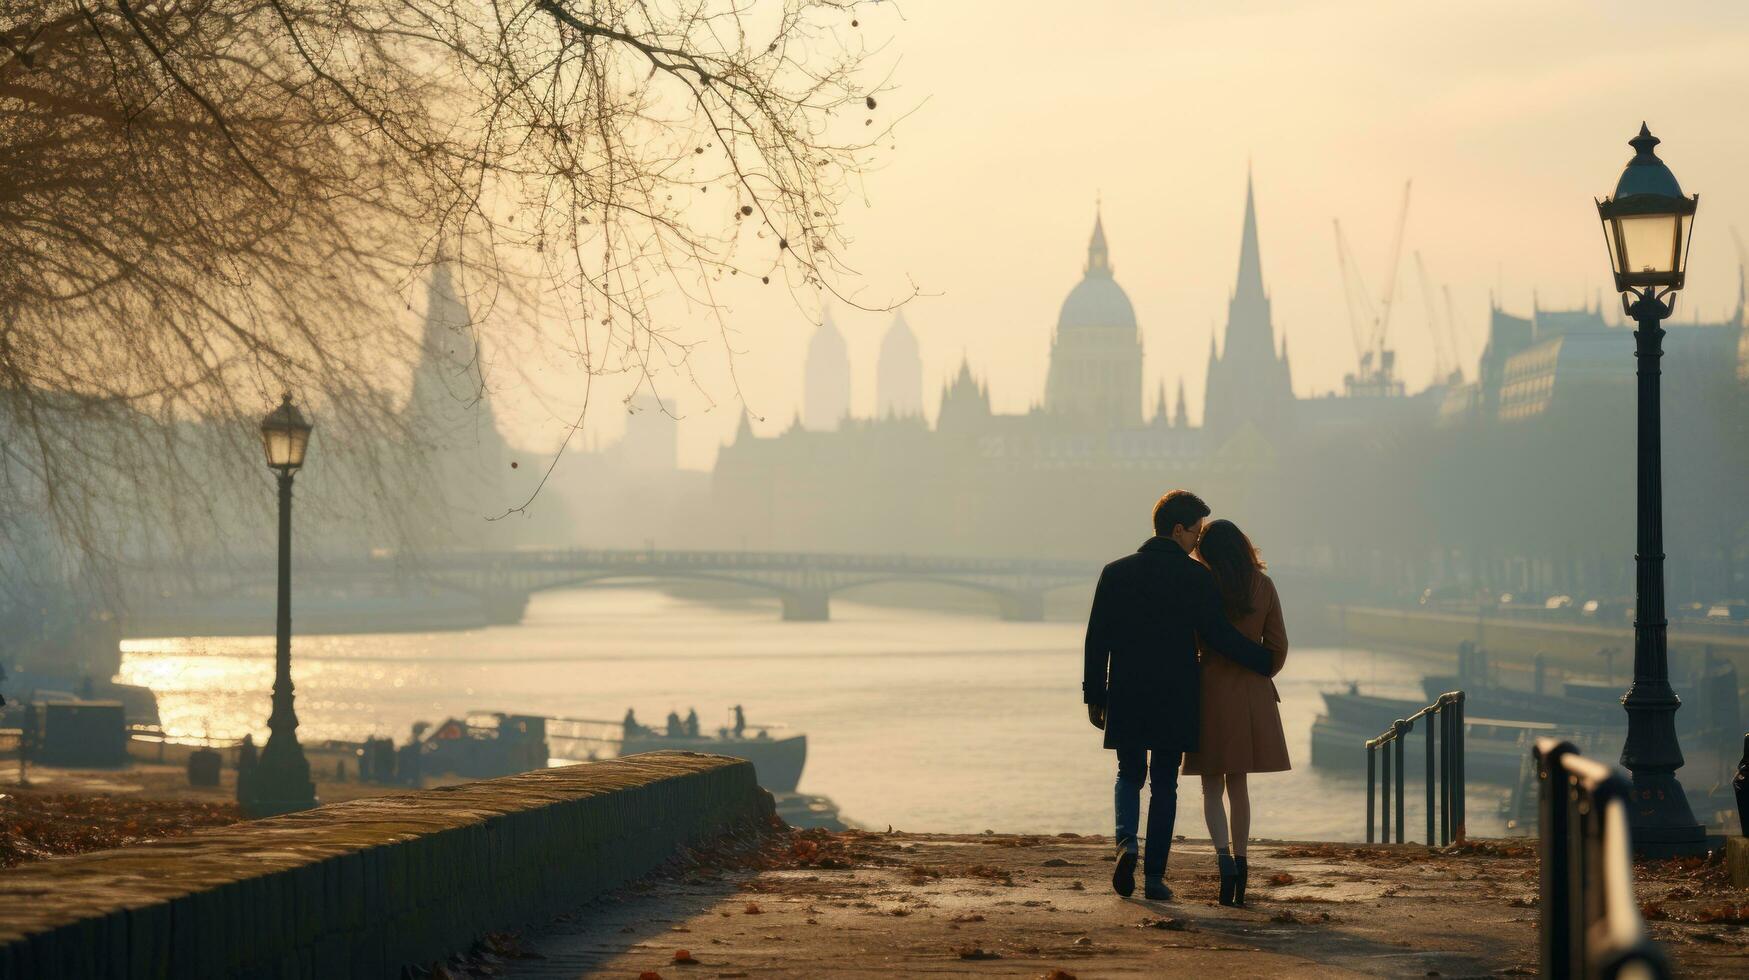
{"left": 0, "top": 752, "right": 772, "bottom": 979}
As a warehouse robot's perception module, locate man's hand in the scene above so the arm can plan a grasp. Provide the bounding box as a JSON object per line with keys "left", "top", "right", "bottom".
{"left": 1087, "top": 703, "right": 1106, "bottom": 730}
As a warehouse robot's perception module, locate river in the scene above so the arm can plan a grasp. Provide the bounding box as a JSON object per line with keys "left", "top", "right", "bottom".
{"left": 119, "top": 587, "right": 1509, "bottom": 841}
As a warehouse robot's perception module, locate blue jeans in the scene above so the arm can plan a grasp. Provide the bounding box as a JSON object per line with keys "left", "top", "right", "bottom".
{"left": 1114, "top": 747, "right": 1180, "bottom": 878}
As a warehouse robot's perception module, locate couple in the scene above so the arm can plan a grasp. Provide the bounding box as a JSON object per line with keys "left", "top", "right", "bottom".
{"left": 1082, "top": 489, "right": 1290, "bottom": 905}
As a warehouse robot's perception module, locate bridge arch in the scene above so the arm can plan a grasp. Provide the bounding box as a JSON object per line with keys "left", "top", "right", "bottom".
{"left": 509, "top": 570, "right": 828, "bottom": 621}
{"left": 823, "top": 575, "right": 1050, "bottom": 622}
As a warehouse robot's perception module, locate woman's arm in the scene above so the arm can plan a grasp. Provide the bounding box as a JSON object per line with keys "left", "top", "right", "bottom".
{"left": 1262, "top": 576, "right": 1289, "bottom": 677}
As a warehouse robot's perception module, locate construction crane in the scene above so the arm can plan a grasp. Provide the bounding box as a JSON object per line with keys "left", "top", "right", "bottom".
{"left": 1334, "top": 180, "right": 1412, "bottom": 397}
{"left": 1443, "top": 285, "right": 1467, "bottom": 383}
{"left": 1333, "top": 219, "right": 1373, "bottom": 369}
{"left": 1414, "top": 251, "right": 1452, "bottom": 384}
{"left": 1734, "top": 227, "right": 1748, "bottom": 318}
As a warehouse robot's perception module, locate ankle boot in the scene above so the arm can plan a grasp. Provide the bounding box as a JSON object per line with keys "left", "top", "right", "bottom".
{"left": 1215, "top": 849, "right": 1237, "bottom": 907}
{"left": 1234, "top": 855, "right": 1249, "bottom": 907}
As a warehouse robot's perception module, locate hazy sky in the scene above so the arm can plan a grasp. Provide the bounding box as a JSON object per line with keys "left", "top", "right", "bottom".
{"left": 484, "top": 0, "right": 1749, "bottom": 471}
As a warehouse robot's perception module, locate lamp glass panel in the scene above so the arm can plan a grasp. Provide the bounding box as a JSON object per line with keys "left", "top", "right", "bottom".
{"left": 262, "top": 428, "right": 292, "bottom": 467}
{"left": 1617, "top": 213, "right": 1680, "bottom": 276}
{"left": 286, "top": 428, "right": 310, "bottom": 468}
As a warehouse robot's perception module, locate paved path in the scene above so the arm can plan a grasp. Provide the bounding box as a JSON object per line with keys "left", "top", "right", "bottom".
{"left": 489, "top": 831, "right": 1748, "bottom": 978}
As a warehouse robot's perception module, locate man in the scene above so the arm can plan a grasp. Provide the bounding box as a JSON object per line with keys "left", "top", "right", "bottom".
{"left": 1083, "top": 490, "right": 1274, "bottom": 900}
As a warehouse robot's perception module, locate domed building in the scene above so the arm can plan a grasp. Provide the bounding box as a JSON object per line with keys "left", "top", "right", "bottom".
{"left": 1044, "top": 207, "right": 1144, "bottom": 428}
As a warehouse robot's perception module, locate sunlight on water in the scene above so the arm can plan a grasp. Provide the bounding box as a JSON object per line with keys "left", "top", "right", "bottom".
{"left": 120, "top": 588, "right": 1505, "bottom": 840}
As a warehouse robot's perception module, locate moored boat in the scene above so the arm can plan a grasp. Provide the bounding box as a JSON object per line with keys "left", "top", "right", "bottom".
{"left": 619, "top": 730, "right": 808, "bottom": 793}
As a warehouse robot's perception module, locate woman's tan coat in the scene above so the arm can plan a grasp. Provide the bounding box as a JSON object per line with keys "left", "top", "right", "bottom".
{"left": 1182, "top": 572, "right": 1291, "bottom": 775}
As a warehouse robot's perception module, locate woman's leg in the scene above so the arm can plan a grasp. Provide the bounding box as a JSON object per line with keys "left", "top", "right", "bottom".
{"left": 1226, "top": 773, "right": 1251, "bottom": 856}
{"left": 1200, "top": 774, "right": 1230, "bottom": 851}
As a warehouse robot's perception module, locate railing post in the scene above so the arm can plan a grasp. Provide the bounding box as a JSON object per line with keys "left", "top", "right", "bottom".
{"left": 1366, "top": 743, "right": 1376, "bottom": 844}
{"left": 1536, "top": 739, "right": 1576, "bottom": 980}
{"left": 1381, "top": 733, "right": 1392, "bottom": 844}
{"left": 1453, "top": 691, "right": 1466, "bottom": 841}
{"left": 1439, "top": 699, "right": 1452, "bottom": 846}
{"left": 1425, "top": 711, "right": 1436, "bottom": 846}
{"left": 1393, "top": 720, "right": 1407, "bottom": 844}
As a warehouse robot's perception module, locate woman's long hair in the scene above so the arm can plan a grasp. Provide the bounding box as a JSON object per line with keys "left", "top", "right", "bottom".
{"left": 1197, "top": 519, "right": 1266, "bottom": 620}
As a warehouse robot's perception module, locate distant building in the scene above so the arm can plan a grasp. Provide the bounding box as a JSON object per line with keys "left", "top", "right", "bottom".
{"left": 1043, "top": 208, "right": 1144, "bottom": 428}
{"left": 404, "top": 261, "right": 510, "bottom": 550}
{"left": 616, "top": 394, "right": 679, "bottom": 471}
{"left": 1203, "top": 174, "right": 1294, "bottom": 440}
{"left": 803, "top": 309, "right": 851, "bottom": 430}
{"left": 936, "top": 358, "right": 992, "bottom": 434}
{"left": 707, "top": 179, "right": 1749, "bottom": 604}
{"left": 876, "top": 311, "right": 924, "bottom": 418}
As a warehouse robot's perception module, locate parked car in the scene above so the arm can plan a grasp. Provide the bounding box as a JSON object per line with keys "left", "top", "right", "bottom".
{"left": 1581, "top": 597, "right": 1634, "bottom": 624}
{"left": 1705, "top": 601, "right": 1748, "bottom": 622}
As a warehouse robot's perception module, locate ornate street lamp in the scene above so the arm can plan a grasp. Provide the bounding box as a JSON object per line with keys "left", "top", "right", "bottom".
{"left": 1594, "top": 124, "right": 1705, "bottom": 857}
{"left": 241, "top": 394, "right": 318, "bottom": 817}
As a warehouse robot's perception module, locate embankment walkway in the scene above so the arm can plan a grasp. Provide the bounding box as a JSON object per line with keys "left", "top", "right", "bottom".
{"left": 507, "top": 830, "right": 1748, "bottom": 978}
{"left": 4, "top": 754, "right": 1745, "bottom": 977}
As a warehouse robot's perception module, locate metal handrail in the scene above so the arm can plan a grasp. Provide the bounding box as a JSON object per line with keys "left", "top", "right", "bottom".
{"left": 1533, "top": 739, "right": 1669, "bottom": 980}
{"left": 1365, "top": 690, "right": 1465, "bottom": 845}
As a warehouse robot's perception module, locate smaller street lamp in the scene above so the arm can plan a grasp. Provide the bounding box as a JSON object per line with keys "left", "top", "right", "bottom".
{"left": 1594, "top": 123, "right": 1705, "bottom": 856}
{"left": 241, "top": 394, "right": 318, "bottom": 817}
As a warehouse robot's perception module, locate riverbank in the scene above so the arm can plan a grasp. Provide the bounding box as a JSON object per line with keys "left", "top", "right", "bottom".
{"left": 1334, "top": 604, "right": 1749, "bottom": 677}
{"left": 501, "top": 829, "right": 1749, "bottom": 978}
{"left": 0, "top": 757, "right": 467, "bottom": 865}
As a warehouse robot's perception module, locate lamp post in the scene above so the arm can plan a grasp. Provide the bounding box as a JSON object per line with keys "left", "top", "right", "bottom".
{"left": 241, "top": 394, "right": 318, "bottom": 817}
{"left": 1594, "top": 123, "right": 1706, "bottom": 856}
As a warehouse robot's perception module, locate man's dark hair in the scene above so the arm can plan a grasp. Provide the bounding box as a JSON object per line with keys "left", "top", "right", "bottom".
{"left": 1152, "top": 489, "right": 1211, "bottom": 537}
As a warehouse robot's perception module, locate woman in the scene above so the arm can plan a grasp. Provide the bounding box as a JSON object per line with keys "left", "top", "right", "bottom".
{"left": 1182, "top": 519, "right": 1290, "bottom": 907}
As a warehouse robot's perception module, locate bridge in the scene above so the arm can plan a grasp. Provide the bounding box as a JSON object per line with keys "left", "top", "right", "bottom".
{"left": 138, "top": 548, "right": 1105, "bottom": 624}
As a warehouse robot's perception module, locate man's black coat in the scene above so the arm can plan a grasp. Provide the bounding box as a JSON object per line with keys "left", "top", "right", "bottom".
{"left": 1082, "top": 536, "right": 1274, "bottom": 752}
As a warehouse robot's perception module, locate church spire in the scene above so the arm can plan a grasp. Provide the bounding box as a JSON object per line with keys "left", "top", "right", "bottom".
{"left": 1153, "top": 380, "right": 1169, "bottom": 427}
{"left": 1174, "top": 379, "right": 1189, "bottom": 429}
{"left": 1085, "top": 200, "right": 1112, "bottom": 278}
{"left": 1234, "top": 167, "right": 1264, "bottom": 302}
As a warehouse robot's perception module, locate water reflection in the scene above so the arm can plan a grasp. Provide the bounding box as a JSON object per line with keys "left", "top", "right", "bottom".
{"left": 121, "top": 588, "right": 1505, "bottom": 840}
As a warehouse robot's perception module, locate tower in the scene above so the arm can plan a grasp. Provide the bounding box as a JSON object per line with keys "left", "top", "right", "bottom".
{"left": 1044, "top": 205, "right": 1144, "bottom": 428}
{"left": 936, "top": 357, "right": 992, "bottom": 434}
{"left": 877, "top": 311, "right": 924, "bottom": 417}
{"left": 803, "top": 308, "right": 851, "bottom": 430}
{"left": 1203, "top": 172, "right": 1295, "bottom": 438}
{"left": 405, "top": 260, "right": 509, "bottom": 549}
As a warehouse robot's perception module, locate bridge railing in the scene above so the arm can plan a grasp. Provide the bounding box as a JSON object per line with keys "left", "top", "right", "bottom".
{"left": 175, "top": 548, "right": 1107, "bottom": 586}
{"left": 1533, "top": 739, "right": 1669, "bottom": 980}
{"left": 1365, "top": 691, "right": 1465, "bottom": 845}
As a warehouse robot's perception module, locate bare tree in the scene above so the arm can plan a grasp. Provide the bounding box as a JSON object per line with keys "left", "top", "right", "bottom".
{"left": 0, "top": 1, "right": 896, "bottom": 607}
